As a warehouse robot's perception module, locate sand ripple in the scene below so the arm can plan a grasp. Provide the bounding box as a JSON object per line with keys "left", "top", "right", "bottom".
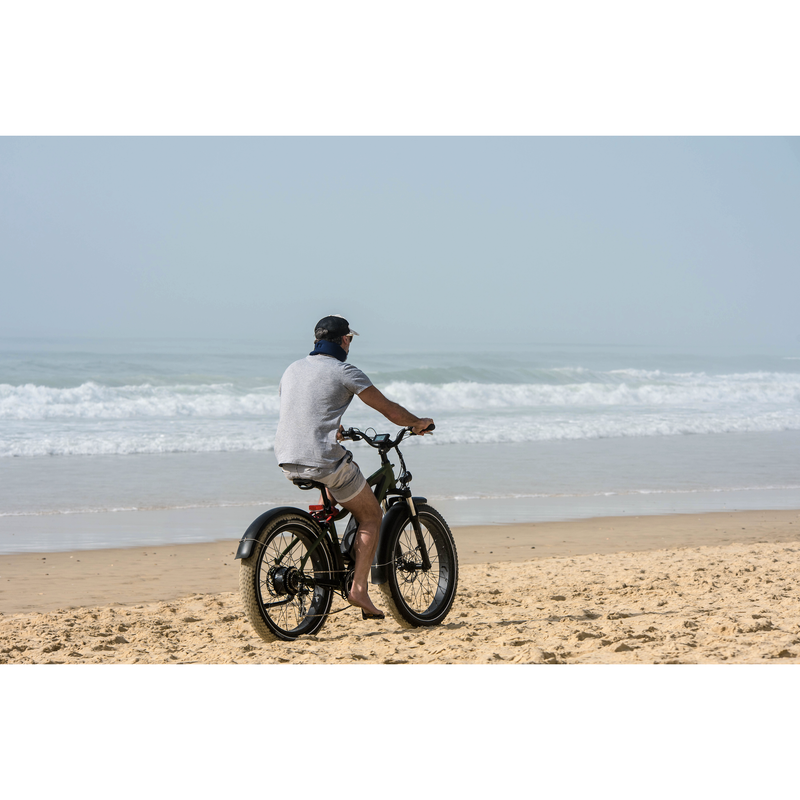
{"left": 2, "top": 541, "right": 799, "bottom": 664}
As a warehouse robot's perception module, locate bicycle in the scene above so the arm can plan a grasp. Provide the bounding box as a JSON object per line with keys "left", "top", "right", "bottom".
{"left": 236, "top": 424, "right": 459, "bottom": 642}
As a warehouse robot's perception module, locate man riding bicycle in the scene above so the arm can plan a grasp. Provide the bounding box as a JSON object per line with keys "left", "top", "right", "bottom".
{"left": 274, "top": 315, "right": 434, "bottom": 620}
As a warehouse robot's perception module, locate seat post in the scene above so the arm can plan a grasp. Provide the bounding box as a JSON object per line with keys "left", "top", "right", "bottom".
{"left": 292, "top": 478, "right": 336, "bottom": 518}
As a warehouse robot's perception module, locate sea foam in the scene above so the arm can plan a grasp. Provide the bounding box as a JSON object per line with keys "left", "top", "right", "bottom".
{"left": 3, "top": 369, "right": 800, "bottom": 456}
{"left": 382, "top": 372, "right": 800, "bottom": 410}
{"left": 0, "top": 381, "right": 281, "bottom": 419}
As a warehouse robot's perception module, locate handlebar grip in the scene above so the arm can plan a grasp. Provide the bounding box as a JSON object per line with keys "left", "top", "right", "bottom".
{"left": 424, "top": 423, "right": 435, "bottom": 432}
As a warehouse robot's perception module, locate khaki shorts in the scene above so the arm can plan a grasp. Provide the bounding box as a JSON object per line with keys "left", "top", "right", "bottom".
{"left": 280, "top": 452, "right": 367, "bottom": 504}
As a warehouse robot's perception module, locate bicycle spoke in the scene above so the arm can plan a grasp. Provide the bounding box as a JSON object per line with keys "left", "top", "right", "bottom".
{"left": 394, "top": 522, "right": 442, "bottom": 613}
{"left": 242, "top": 519, "right": 334, "bottom": 640}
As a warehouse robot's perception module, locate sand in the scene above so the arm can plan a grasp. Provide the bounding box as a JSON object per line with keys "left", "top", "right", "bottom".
{"left": 2, "top": 509, "right": 800, "bottom": 664}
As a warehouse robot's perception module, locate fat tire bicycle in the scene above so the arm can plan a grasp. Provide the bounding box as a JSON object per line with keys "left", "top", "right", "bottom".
{"left": 236, "top": 425, "right": 459, "bottom": 642}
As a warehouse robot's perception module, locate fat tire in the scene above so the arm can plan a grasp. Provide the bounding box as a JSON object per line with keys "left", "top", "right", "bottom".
{"left": 378, "top": 504, "right": 458, "bottom": 628}
{"left": 239, "top": 512, "right": 334, "bottom": 643}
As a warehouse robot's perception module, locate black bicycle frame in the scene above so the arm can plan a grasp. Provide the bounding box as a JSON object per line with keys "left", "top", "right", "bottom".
{"left": 295, "top": 440, "right": 431, "bottom": 582}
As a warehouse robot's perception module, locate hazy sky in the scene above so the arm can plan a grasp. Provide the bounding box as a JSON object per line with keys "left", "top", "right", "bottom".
{"left": 2, "top": 136, "right": 798, "bottom": 350}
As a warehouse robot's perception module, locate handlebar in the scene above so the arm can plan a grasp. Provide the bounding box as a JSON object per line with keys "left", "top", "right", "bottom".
{"left": 340, "top": 423, "right": 434, "bottom": 448}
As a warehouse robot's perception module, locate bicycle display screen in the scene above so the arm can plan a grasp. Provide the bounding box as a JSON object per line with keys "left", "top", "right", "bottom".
{"left": 373, "top": 433, "right": 391, "bottom": 444}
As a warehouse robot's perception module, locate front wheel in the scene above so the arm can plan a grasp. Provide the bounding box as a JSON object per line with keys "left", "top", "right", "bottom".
{"left": 239, "top": 512, "right": 334, "bottom": 642}
{"left": 378, "top": 504, "right": 458, "bottom": 628}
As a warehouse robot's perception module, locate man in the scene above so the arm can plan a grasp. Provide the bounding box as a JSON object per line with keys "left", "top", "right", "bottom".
{"left": 274, "top": 315, "right": 434, "bottom": 619}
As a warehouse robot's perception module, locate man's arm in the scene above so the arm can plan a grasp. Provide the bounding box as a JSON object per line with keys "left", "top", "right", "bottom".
{"left": 357, "top": 386, "right": 434, "bottom": 435}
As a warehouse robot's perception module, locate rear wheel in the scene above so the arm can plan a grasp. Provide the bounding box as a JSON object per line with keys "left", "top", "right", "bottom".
{"left": 239, "top": 513, "right": 334, "bottom": 642}
{"left": 379, "top": 504, "right": 458, "bottom": 628}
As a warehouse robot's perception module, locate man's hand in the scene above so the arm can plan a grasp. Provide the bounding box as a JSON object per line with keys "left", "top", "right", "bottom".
{"left": 336, "top": 424, "right": 345, "bottom": 441}
{"left": 411, "top": 418, "right": 434, "bottom": 435}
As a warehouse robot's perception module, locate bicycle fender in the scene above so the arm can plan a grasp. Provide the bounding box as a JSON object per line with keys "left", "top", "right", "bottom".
{"left": 235, "top": 506, "right": 318, "bottom": 560}
{"left": 371, "top": 497, "right": 427, "bottom": 585}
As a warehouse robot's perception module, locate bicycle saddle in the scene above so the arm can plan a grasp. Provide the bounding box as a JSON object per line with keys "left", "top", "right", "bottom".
{"left": 291, "top": 478, "right": 325, "bottom": 491}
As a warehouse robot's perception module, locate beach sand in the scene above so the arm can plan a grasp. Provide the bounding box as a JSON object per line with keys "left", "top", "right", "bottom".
{"left": 2, "top": 509, "right": 799, "bottom": 664}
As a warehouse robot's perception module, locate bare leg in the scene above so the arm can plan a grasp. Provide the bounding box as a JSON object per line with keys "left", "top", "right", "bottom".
{"left": 339, "top": 484, "right": 383, "bottom": 617}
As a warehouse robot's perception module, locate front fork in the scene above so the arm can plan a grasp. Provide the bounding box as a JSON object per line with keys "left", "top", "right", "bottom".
{"left": 405, "top": 496, "right": 432, "bottom": 571}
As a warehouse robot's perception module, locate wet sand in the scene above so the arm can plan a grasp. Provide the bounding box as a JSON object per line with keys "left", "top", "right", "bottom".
{"left": 2, "top": 509, "right": 799, "bottom": 664}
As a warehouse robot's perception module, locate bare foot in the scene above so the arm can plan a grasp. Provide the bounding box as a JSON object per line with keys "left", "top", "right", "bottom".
{"left": 347, "top": 589, "right": 383, "bottom": 618}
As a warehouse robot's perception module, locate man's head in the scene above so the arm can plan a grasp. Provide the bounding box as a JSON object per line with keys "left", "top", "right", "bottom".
{"left": 314, "top": 315, "right": 359, "bottom": 349}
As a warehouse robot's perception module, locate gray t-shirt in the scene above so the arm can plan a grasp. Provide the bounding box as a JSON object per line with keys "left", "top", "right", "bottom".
{"left": 273, "top": 355, "right": 373, "bottom": 470}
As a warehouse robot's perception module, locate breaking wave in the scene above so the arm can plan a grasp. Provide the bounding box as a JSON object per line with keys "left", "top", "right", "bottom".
{"left": 3, "top": 368, "right": 799, "bottom": 456}
{"left": 0, "top": 381, "right": 280, "bottom": 420}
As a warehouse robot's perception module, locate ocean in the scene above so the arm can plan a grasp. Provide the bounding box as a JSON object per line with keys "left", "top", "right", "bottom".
{"left": 1, "top": 337, "right": 799, "bottom": 553}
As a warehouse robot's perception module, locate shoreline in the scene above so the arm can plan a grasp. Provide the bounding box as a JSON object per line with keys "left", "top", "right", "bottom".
{"left": 4, "top": 481, "right": 800, "bottom": 558}
{"left": 2, "top": 508, "right": 798, "bottom": 617}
